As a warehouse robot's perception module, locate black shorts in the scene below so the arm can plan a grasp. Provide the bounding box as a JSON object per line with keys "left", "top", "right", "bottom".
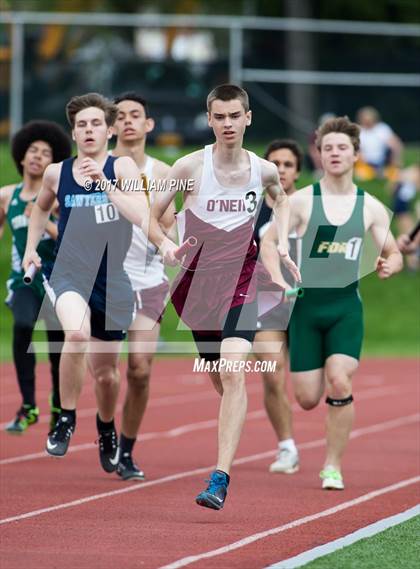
{"left": 256, "top": 301, "right": 293, "bottom": 332}
{"left": 192, "top": 301, "right": 257, "bottom": 362}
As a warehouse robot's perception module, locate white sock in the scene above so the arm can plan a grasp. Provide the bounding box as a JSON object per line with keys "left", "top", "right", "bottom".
{"left": 279, "top": 438, "right": 297, "bottom": 453}
{"left": 324, "top": 464, "right": 340, "bottom": 473}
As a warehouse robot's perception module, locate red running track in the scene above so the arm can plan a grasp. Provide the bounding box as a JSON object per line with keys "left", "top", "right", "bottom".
{"left": 0, "top": 358, "right": 419, "bottom": 569}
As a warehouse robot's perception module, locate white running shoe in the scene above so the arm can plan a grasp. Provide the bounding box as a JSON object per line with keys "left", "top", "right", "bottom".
{"left": 269, "top": 447, "right": 299, "bottom": 474}
{"left": 320, "top": 466, "right": 345, "bottom": 490}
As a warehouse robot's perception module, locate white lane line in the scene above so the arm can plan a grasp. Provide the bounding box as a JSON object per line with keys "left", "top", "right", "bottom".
{"left": 0, "top": 387, "right": 218, "bottom": 429}
{"left": 0, "top": 414, "right": 418, "bottom": 526}
{"left": 267, "top": 505, "right": 420, "bottom": 568}
{"left": 0, "top": 382, "right": 262, "bottom": 429}
{"left": 0, "top": 386, "right": 408, "bottom": 466}
{"left": 0, "top": 375, "right": 398, "bottom": 427}
{"left": 158, "top": 477, "right": 420, "bottom": 569}
{"left": 0, "top": 410, "right": 258, "bottom": 466}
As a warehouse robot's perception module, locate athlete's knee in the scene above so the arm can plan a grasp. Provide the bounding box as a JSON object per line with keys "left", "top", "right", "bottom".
{"left": 220, "top": 368, "right": 245, "bottom": 390}
{"left": 64, "top": 329, "right": 89, "bottom": 349}
{"left": 294, "top": 385, "right": 321, "bottom": 409}
{"left": 295, "top": 393, "right": 319, "bottom": 411}
{"left": 326, "top": 372, "right": 352, "bottom": 399}
{"left": 94, "top": 364, "right": 120, "bottom": 388}
{"left": 263, "top": 367, "right": 286, "bottom": 395}
{"left": 127, "top": 359, "right": 151, "bottom": 393}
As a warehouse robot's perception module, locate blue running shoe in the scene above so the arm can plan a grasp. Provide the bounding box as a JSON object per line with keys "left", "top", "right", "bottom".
{"left": 195, "top": 470, "right": 230, "bottom": 510}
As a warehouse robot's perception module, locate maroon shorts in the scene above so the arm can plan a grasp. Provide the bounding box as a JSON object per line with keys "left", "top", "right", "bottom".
{"left": 134, "top": 280, "right": 169, "bottom": 325}
{"left": 171, "top": 259, "right": 283, "bottom": 332}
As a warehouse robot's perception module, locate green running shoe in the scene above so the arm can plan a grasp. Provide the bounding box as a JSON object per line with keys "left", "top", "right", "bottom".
{"left": 320, "top": 466, "right": 344, "bottom": 490}
{"left": 5, "top": 405, "right": 39, "bottom": 434}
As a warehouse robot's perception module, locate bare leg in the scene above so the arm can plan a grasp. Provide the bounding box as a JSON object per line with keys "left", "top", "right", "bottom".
{"left": 324, "top": 354, "right": 358, "bottom": 471}
{"left": 254, "top": 330, "right": 293, "bottom": 441}
{"left": 216, "top": 337, "right": 251, "bottom": 474}
{"left": 291, "top": 368, "right": 325, "bottom": 410}
{"left": 88, "top": 339, "right": 122, "bottom": 423}
{"left": 55, "top": 292, "right": 91, "bottom": 410}
{"left": 122, "top": 314, "right": 159, "bottom": 438}
{"left": 209, "top": 370, "right": 223, "bottom": 395}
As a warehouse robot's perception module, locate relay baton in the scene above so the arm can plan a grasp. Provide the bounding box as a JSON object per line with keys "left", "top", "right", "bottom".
{"left": 408, "top": 220, "right": 420, "bottom": 242}
{"left": 174, "top": 236, "right": 198, "bottom": 260}
{"left": 23, "top": 262, "right": 38, "bottom": 285}
{"left": 285, "top": 286, "right": 304, "bottom": 299}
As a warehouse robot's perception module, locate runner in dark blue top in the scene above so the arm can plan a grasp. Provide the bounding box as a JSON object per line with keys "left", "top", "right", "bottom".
{"left": 23, "top": 93, "right": 149, "bottom": 467}
{"left": 47, "top": 153, "right": 134, "bottom": 338}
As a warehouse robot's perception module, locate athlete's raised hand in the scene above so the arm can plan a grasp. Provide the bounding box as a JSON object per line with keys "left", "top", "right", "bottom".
{"left": 375, "top": 256, "right": 392, "bottom": 279}
{"left": 160, "top": 237, "right": 180, "bottom": 266}
{"left": 79, "top": 157, "right": 105, "bottom": 182}
{"left": 278, "top": 247, "right": 301, "bottom": 283}
{"left": 22, "top": 249, "right": 42, "bottom": 273}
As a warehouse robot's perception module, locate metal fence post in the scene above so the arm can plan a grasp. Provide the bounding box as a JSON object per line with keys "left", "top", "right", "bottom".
{"left": 10, "top": 17, "right": 24, "bottom": 137}
{"left": 229, "top": 24, "right": 243, "bottom": 86}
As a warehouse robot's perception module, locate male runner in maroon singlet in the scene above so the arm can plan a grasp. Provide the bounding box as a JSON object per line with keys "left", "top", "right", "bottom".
{"left": 148, "top": 84, "right": 300, "bottom": 510}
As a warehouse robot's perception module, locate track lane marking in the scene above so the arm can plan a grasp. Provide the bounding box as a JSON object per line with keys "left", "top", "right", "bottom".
{"left": 158, "top": 478, "right": 420, "bottom": 569}
{"left": 0, "top": 413, "right": 418, "bottom": 526}
{"left": 267, "top": 505, "right": 420, "bottom": 568}
{"left": 0, "top": 385, "right": 406, "bottom": 465}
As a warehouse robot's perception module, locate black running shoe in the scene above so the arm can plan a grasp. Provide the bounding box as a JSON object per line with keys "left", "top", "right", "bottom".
{"left": 195, "top": 470, "right": 229, "bottom": 510}
{"left": 117, "top": 453, "right": 146, "bottom": 481}
{"left": 97, "top": 427, "right": 119, "bottom": 473}
{"left": 46, "top": 415, "right": 75, "bottom": 457}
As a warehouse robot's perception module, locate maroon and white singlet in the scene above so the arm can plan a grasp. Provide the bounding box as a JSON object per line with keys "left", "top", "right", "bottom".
{"left": 172, "top": 144, "right": 283, "bottom": 331}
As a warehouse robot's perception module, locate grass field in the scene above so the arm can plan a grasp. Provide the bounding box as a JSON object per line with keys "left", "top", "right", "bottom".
{"left": 301, "top": 515, "right": 420, "bottom": 569}
{"left": 0, "top": 142, "right": 418, "bottom": 361}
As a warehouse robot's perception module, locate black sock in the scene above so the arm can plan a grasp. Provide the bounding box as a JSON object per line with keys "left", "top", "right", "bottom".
{"left": 120, "top": 433, "right": 136, "bottom": 458}
{"left": 216, "top": 469, "right": 230, "bottom": 484}
{"left": 96, "top": 413, "right": 115, "bottom": 432}
{"left": 61, "top": 408, "right": 76, "bottom": 424}
{"left": 47, "top": 329, "right": 63, "bottom": 409}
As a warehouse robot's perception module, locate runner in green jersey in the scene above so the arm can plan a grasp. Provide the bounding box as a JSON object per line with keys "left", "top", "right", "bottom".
{"left": 0, "top": 121, "right": 71, "bottom": 433}
{"left": 261, "top": 116, "right": 402, "bottom": 490}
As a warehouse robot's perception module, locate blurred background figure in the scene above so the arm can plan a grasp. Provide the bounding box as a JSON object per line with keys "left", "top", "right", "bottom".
{"left": 393, "top": 164, "right": 420, "bottom": 271}
{"left": 397, "top": 219, "right": 420, "bottom": 255}
{"left": 307, "top": 113, "right": 336, "bottom": 177}
{"left": 355, "top": 106, "right": 403, "bottom": 183}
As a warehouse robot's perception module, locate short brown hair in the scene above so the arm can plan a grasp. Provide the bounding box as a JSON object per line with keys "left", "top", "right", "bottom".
{"left": 264, "top": 139, "right": 303, "bottom": 172}
{"left": 207, "top": 84, "right": 249, "bottom": 112}
{"left": 316, "top": 116, "right": 360, "bottom": 152}
{"left": 66, "top": 93, "right": 118, "bottom": 128}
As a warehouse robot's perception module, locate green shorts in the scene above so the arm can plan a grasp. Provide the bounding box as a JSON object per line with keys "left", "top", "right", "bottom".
{"left": 288, "top": 290, "right": 364, "bottom": 372}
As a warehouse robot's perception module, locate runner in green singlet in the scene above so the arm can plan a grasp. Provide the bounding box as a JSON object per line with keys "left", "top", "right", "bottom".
{"left": 0, "top": 121, "right": 71, "bottom": 433}
{"left": 261, "top": 116, "right": 403, "bottom": 490}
